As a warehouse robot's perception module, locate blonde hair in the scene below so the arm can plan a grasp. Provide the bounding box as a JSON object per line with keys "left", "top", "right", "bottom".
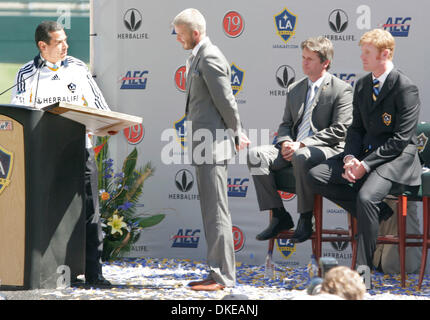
{"left": 172, "top": 8, "right": 206, "bottom": 36}
{"left": 359, "top": 28, "right": 395, "bottom": 60}
{"left": 321, "top": 266, "right": 366, "bottom": 300}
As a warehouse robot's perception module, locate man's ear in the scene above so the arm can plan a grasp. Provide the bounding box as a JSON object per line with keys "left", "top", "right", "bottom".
{"left": 323, "top": 59, "right": 330, "bottom": 69}
{"left": 38, "top": 41, "right": 47, "bottom": 52}
{"left": 381, "top": 48, "right": 390, "bottom": 60}
{"left": 192, "top": 29, "right": 200, "bottom": 40}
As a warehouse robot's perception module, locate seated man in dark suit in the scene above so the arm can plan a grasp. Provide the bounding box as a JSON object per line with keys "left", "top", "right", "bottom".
{"left": 247, "top": 37, "right": 353, "bottom": 243}
{"left": 308, "top": 29, "right": 422, "bottom": 269}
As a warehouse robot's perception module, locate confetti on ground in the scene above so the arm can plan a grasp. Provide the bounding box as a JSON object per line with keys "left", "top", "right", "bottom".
{"left": 1, "top": 257, "right": 429, "bottom": 300}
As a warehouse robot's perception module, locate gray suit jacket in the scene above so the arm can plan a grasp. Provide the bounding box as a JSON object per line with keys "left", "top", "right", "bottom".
{"left": 277, "top": 73, "right": 353, "bottom": 156}
{"left": 185, "top": 39, "right": 242, "bottom": 165}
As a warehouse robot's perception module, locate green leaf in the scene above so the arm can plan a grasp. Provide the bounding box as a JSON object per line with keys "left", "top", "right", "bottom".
{"left": 122, "top": 148, "right": 138, "bottom": 179}
{"left": 137, "top": 214, "right": 165, "bottom": 228}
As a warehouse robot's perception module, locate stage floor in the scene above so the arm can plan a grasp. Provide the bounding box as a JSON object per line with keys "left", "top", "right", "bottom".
{"left": 1, "top": 257, "right": 429, "bottom": 300}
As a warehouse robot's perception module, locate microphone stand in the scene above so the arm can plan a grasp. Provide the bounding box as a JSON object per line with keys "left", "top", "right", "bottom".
{"left": 33, "top": 61, "right": 45, "bottom": 108}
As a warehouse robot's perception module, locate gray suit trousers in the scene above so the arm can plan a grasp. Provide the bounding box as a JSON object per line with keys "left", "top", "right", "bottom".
{"left": 195, "top": 163, "right": 236, "bottom": 287}
{"left": 248, "top": 144, "right": 334, "bottom": 214}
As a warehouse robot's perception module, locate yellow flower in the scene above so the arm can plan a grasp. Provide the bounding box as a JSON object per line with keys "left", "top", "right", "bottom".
{"left": 107, "top": 214, "right": 127, "bottom": 235}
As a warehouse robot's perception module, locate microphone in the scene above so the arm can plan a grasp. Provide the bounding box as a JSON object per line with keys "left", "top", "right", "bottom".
{"left": 33, "top": 59, "right": 45, "bottom": 108}
{"left": 0, "top": 56, "right": 45, "bottom": 97}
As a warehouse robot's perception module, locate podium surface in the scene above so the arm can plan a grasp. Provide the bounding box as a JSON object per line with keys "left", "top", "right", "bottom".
{"left": 0, "top": 104, "right": 86, "bottom": 289}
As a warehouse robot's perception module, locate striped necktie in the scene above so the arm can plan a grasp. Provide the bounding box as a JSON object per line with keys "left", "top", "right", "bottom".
{"left": 372, "top": 78, "right": 380, "bottom": 102}
{"left": 296, "top": 84, "right": 318, "bottom": 142}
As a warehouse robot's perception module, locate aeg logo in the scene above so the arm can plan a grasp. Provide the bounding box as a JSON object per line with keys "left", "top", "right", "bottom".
{"left": 382, "top": 17, "right": 412, "bottom": 37}
{"left": 171, "top": 229, "right": 200, "bottom": 248}
{"left": 120, "top": 70, "right": 148, "bottom": 89}
{"left": 227, "top": 178, "right": 249, "bottom": 197}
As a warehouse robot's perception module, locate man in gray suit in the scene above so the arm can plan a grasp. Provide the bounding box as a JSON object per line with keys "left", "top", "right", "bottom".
{"left": 248, "top": 37, "right": 353, "bottom": 243}
{"left": 172, "top": 8, "right": 250, "bottom": 291}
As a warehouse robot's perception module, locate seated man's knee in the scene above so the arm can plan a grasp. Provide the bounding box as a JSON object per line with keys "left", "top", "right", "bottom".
{"left": 247, "top": 146, "right": 261, "bottom": 169}
{"left": 291, "top": 147, "right": 310, "bottom": 166}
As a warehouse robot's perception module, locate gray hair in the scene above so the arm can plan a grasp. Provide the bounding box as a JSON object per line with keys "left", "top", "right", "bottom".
{"left": 301, "top": 36, "right": 334, "bottom": 71}
{"left": 172, "top": 8, "right": 206, "bottom": 35}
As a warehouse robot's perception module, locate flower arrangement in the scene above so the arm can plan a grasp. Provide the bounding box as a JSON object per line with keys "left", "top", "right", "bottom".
{"left": 95, "top": 136, "right": 165, "bottom": 261}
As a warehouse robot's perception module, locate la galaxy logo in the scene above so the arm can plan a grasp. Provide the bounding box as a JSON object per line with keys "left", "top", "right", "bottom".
{"left": 417, "top": 132, "right": 428, "bottom": 153}
{"left": 274, "top": 7, "right": 297, "bottom": 44}
{"left": 67, "top": 82, "right": 76, "bottom": 93}
{"left": 276, "top": 238, "right": 296, "bottom": 260}
{"left": 174, "top": 114, "right": 187, "bottom": 148}
{"left": 230, "top": 63, "right": 245, "bottom": 96}
{"left": 382, "top": 112, "right": 392, "bottom": 126}
{"left": 0, "top": 144, "right": 13, "bottom": 195}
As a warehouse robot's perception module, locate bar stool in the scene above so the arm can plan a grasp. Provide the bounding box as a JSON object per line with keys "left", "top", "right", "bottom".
{"left": 265, "top": 167, "right": 357, "bottom": 269}
{"left": 349, "top": 122, "right": 430, "bottom": 289}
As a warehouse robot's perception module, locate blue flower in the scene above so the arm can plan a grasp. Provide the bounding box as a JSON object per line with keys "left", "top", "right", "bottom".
{"left": 118, "top": 202, "right": 133, "bottom": 211}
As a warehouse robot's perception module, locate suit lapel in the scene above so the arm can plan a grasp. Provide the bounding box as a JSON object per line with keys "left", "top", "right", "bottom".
{"left": 295, "top": 79, "right": 309, "bottom": 125}
{"left": 368, "top": 69, "right": 399, "bottom": 112}
{"left": 185, "top": 40, "right": 211, "bottom": 114}
{"left": 312, "top": 73, "right": 331, "bottom": 108}
{"left": 373, "top": 68, "right": 398, "bottom": 108}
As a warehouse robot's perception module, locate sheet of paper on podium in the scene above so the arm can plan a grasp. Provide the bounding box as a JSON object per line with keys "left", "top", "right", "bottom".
{"left": 43, "top": 102, "right": 143, "bottom": 136}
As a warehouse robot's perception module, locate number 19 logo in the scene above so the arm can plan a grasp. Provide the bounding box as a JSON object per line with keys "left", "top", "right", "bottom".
{"left": 223, "top": 11, "right": 245, "bottom": 38}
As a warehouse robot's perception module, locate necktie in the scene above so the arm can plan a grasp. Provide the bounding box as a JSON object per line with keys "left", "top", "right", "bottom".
{"left": 372, "top": 78, "right": 380, "bottom": 102}
{"left": 185, "top": 54, "right": 194, "bottom": 77}
{"left": 296, "top": 84, "right": 318, "bottom": 142}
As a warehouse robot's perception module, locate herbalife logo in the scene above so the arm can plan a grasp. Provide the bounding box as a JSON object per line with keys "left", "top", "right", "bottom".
{"left": 276, "top": 65, "right": 295, "bottom": 88}
{"left": 330, "top": 228, "right": 349, "bottom": 251}
{"left": 269, "top": 65, "right": 296, "bottom": 97}
{"left": 124, "top": 8, "right": 142, "bottom": 32}
{"left": 118, "top": 8, "right": 148, "bottom": 40}
{"left": 169, "top": 169, "right": 199, "bottom": 201}
{"left": 325, "top": 9, "right": 355, "bottom": 42}
{"left": 175, "top": 169, "right": 194, "bottom": 192}
{"left": 328, "top": 9, "right": 348, "bottom": 33}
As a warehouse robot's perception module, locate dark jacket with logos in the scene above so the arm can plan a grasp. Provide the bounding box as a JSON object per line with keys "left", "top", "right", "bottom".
{"left": 343, "top": 68, "right": 422, "bottom": 186}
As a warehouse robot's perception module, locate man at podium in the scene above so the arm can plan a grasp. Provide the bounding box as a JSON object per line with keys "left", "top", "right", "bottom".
{"left": 11, "top": 21, "right": 113, "bottom": 286}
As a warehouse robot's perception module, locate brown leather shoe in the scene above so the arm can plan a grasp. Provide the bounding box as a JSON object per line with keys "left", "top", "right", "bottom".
{"left": 190, "top": 280, "right": 225, "bottom": 291}
{"left": 187, "top": 278, "right": 214, "bottom": 287}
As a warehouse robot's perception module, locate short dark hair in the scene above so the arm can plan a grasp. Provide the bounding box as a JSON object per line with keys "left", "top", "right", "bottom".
{"left": 301, "top": 36, "right": 334, "bottom": 71}
{"left": 35, "top": 21, "right": 64, "bottom": 49}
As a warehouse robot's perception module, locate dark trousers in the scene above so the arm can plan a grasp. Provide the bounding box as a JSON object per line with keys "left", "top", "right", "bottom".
{"left": 308, "top": 158, "right": 393, "bottom": 268}
{"left": 85, "top": 148, "right": 103, "bottom": 278}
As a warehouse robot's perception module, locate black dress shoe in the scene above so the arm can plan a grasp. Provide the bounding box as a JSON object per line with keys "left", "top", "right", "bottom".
{"left": 378, "top": 201, "right": 394, "bottom": 223}
{"left": 290, "top": 213, "right": 313, "bottom": 243}
{"left": 85, "top": 274, "right": 112, "bottom": 286}
{"left": 256, "top": 208, "right": 294, "bottom": 241}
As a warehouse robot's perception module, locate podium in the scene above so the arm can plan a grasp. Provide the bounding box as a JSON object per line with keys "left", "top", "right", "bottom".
{"left": 0, "top": 104, "right": 86, "bottom": 289}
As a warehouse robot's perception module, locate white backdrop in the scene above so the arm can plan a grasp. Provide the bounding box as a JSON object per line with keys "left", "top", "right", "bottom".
{"left": 90, "top": 0, "right": 430, "bottom": 272}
